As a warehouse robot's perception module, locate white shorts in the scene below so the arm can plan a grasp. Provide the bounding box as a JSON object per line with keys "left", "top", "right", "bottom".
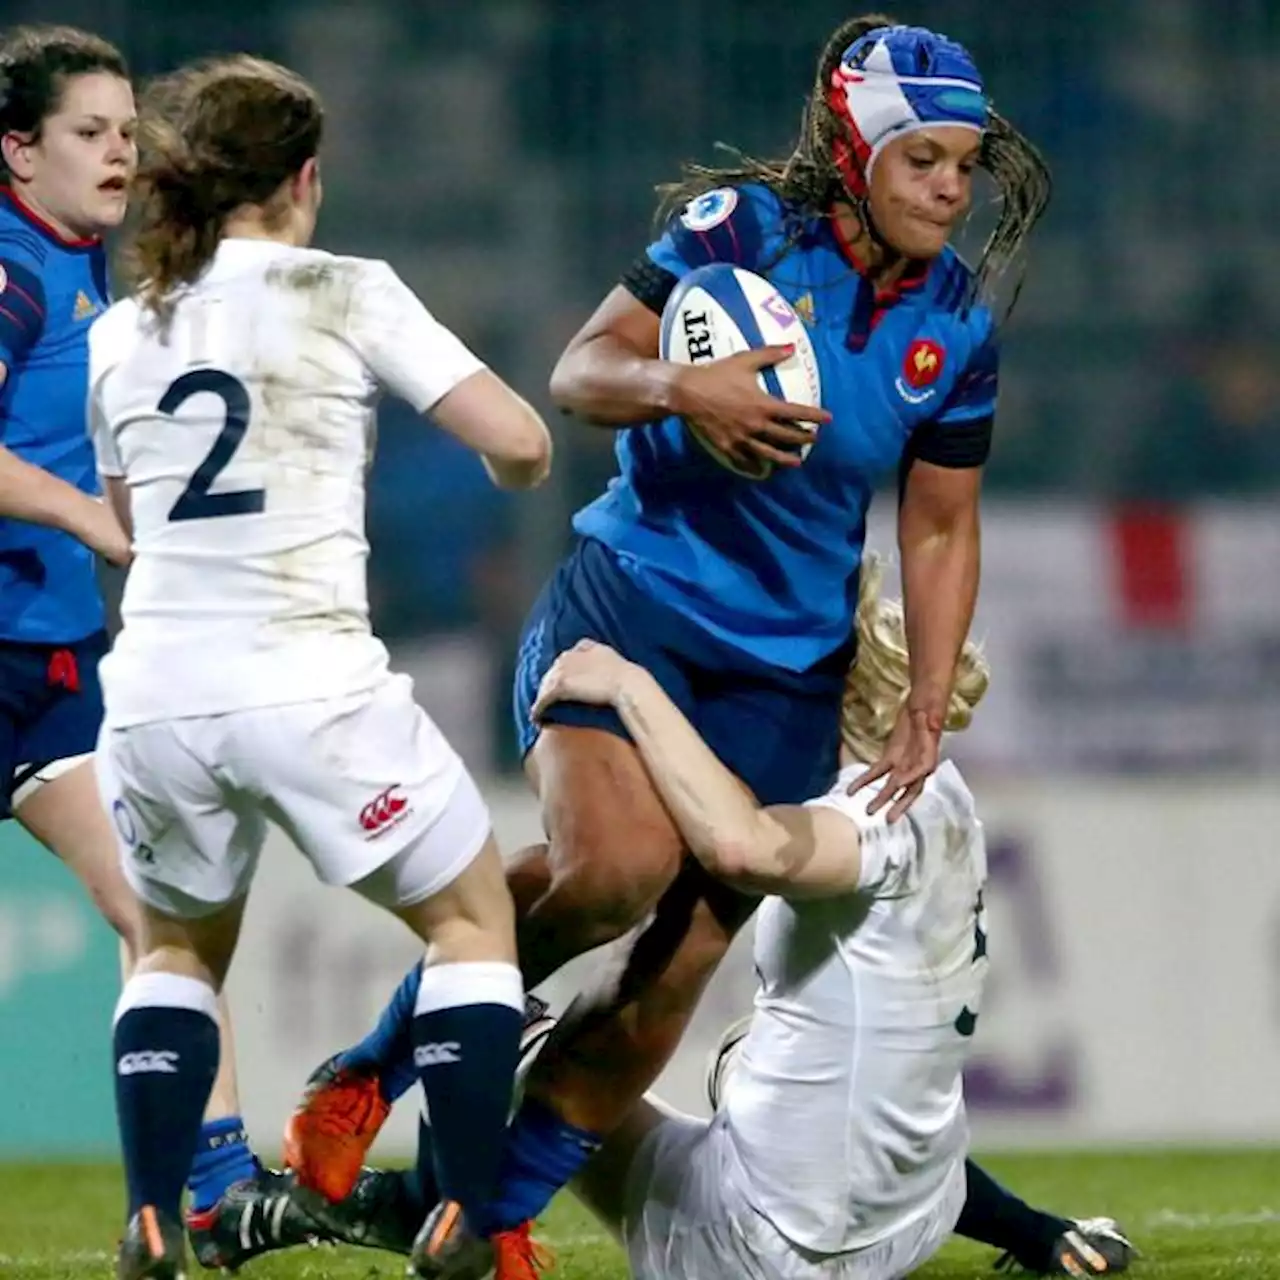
{"left": 95, "top": 673, "right": 491, "bottom": 918}
{"left": 623, "top": 1110, "right": 965, "bottom": 1280}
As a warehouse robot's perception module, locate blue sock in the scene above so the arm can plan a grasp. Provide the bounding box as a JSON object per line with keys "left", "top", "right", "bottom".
{"left": 337, "top": 962, "right": 422, "bottom": 1103}
{"left": 411, "top": 962, "right": 524, "bottom": 1229}
{"left": 186, "top": 1116, "right": 258, "bottom": 1211}
{"left": 114, "top": 973, "right": 220, "bottom": 1221}
{"left": 481, "top": 1097, "right": 603, "bottom": 1233}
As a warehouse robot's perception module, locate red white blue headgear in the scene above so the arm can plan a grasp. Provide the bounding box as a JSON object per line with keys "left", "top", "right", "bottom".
{"left": 827, "top": 25, "right": 989, "bottom": 198}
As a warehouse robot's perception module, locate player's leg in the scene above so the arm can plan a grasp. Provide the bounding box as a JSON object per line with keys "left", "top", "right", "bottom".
{"left": 14, "top": 760, "right": 258, "bottom": 1198}
{"left": 568, "top": 1096, "right": 669, "bottom": 1245}
{"left": 94, "top": 714, "right": 264, "bottom": 1279}
{"left": 468, "top": 867, "right": 755, "bottom": 1246}
{"left": 574, "top": 1097, "right": 752, "bottom": 1280}
{"left": 957, "top": 1161, "right": 1136, "bottom": 1275}
{"left": 287, "top": 544, "right": 694, "bottom": 1170}
{"left": 15, "top": 633, "right": 261, "bottom": 1217}
{"left": 421, "top": 660, "right": 842, "bottom": 1261}
{"left": 249, "top": 680, "right": 526, "bottom": 1275}
{"left": 356, "top": 826, "right": 529, "bottom": 1277}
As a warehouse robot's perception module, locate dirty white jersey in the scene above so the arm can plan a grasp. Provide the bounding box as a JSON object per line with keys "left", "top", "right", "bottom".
{"left": 89, "top": 239, "right": 483, "bottom": 726}
{"left": 722, "top": 760, "right": 989, "bottom": 1256}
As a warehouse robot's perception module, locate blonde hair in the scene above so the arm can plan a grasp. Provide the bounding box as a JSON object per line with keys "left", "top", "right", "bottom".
{"left": 840, "top": 555, "right": 991, "bottom": 762}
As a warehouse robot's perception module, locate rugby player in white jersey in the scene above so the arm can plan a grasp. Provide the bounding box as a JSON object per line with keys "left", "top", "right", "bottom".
{"left": 529, "top": 558, "right": 1134, "bottom": 1280}
{"left": 86, "top": 55, "right": 551, "bottom": 1280}
{"left": 277, "top": 557, "right": 1133, "bottom": 1279}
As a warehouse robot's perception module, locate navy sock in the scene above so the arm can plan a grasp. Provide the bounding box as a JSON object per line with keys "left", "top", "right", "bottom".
{"left": 114, "top": 973, "right": 220, "bottom": 1222}
{"left": 481, "top": 1097, "right": 602, "bottom": 1233}
{"left": 955, "top": 1158, "right": 1069, "bottom": 1270}
{"left": 414, "top": 1113, "right": 440, "bottom": 1208}
{"left": 187, "top": 1115, "right": 258, "bottom": 1211}
{"left": 411, "top": 961, "right": 523, "bottom": 1229}
{"left": 337, "top": 962, "right": 422, "bottom": 1104}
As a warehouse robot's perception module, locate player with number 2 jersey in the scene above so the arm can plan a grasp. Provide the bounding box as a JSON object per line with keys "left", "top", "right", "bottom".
{"left": 88, "top": 55, "right": 551, "bottom": 1280}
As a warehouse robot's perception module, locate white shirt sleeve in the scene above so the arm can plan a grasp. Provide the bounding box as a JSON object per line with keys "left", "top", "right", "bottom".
{"left": 87, "top": 311, "right": 125, "bottom": 477}
{"left": 805, "top": 767, "right": 922, "bottom": 897}
{"left": 346, "top": 260, "right": 486, "bottom": 412}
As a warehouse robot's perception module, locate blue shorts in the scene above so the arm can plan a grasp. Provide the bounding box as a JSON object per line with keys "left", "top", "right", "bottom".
{"left": 0, "top": 629, "right": 106, "bottom": 818}
{"left": 513, "top": 540, "right": 849, "bottom": 806}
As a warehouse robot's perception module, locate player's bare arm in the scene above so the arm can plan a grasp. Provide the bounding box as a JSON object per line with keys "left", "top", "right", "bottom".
{"left": 856, "top": 459, "right": 982, "bottom": 821}
{"left": 534, "top": 640, "right": 863, "bottom": 898}
{"left": 548, "top": 282, "right": 828, "bottom": 465}
{"left": 431, "top": 368, "right": 552, "bottom": 490}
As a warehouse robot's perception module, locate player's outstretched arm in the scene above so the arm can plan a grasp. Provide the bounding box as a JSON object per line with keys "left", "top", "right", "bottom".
{"left": 431, "top": 369, "right": 552, "bottom": 490}
{"left": 533, "top": 640, "right": 863, "bottom": 899}
{"left": 854, "top": 459, "right": 981, "bottom": 822}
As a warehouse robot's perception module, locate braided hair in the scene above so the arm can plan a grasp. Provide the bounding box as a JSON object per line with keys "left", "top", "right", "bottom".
{"left": 657, "top": 14, "right": 1052, "bottom": 317}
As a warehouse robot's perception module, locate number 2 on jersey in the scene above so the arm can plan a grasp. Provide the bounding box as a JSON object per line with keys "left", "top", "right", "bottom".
{"left": 161, "top": 368, "right": 265, "bottom": 522}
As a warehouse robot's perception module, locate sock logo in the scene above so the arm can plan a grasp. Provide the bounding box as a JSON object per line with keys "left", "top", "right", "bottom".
{"left": 414, "top": 1041, "right": 462, "bottom": 1067}
{"left": 117, "top": 1049, "right": 180, "bottom": 1075}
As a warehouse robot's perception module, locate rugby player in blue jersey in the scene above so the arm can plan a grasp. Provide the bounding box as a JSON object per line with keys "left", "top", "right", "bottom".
{"left": 285, "top": 16, "right": 1090, "bottom": 1279}
{"left": 0, "top": 26, "right": 298, "bottom": 1265}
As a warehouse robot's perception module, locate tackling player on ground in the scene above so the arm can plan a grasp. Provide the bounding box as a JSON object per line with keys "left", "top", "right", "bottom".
{"left": 255, "top": 560, "right": 1135, "bottom": 1278}
{"left": 87, "top": 55, "right": 551, "bottom": 1280}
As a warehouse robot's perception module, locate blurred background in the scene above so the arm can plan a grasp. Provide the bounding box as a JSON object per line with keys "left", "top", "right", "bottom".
{"left": 2, "top": 0, "right": 1278, "bottom": 1161}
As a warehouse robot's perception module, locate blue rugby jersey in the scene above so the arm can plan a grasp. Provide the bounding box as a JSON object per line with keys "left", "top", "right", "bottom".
{"left": 574, "top": 183, "right": 997, "bottom": 671}
{"left": 0, "top": 189, "right": 110, "bottom": 643}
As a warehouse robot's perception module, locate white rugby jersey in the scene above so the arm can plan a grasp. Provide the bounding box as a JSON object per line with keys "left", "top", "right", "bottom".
{"left": 723, "top": 760, "right": 988, "bottom": 1256}
{"left": 89, "top": 239, "right": 484, "bottom": 725}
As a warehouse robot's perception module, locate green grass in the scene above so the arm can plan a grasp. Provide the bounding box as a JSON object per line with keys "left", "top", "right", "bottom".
{"left": 3, "top": 1151, "right": 1279, "bottom": 1278}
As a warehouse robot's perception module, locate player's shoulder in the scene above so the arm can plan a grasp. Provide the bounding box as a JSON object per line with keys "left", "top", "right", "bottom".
{"left": 926, "top": 759, "right": 977, "bottom": 823}
{"left": 0, "top": 199, "right": 52, "bottom": 274}
{"left": 88, "top": 295, "right": 145, "bottom": 371}
{"left": 812, "top": 759, "right": 977, "bottom": 831}
{"left": 660, "top": 180, "right": 796, "bottom": 270}
{"left": 263, "top": 244, "right": 395, "bottom": 292}
{"left": 675, "top": 181, "right": 786, "bottom": 233}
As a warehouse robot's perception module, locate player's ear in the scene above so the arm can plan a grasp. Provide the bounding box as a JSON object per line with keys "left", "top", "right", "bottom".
{"left": 294, "top": 156, "right": 321, "bottom": 209}
{"left": 1, "top": 131, "right": 36, "bottom": 182}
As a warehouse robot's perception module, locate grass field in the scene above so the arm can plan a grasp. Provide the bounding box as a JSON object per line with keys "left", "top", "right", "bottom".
{"left": 2, "top": 1150, "right": 1279, "bottom": 1279}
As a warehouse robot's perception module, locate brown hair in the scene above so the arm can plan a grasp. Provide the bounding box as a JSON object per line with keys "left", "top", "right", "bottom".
{"left": 658, "top": 13, "right": 1051, "bottom": 318}
{"left": 128, "top": 55, "right": 323, "bottom": 319}
{"left": 0, "top": 24, "right": 130, "bottom": 176}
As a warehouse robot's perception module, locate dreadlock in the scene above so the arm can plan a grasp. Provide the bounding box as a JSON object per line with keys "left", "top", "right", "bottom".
{"left": 656, "top": 13, "right": 1052, "bottom": 318}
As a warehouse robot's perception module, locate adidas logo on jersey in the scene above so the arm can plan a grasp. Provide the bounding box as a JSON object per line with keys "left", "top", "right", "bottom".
{"left": 414, "top": 1041, "right": 462, "bottom": 1067}
{"left": 73, "top": 290, "right": 101, "bottom": 322}
{"left": 117, "top": 1049, "right": 180, "bottom": 1075}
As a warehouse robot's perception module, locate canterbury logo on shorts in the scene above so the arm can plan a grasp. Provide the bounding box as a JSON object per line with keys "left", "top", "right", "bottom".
{"left": 359, "top": 785, "right": 409, "bottom": 838}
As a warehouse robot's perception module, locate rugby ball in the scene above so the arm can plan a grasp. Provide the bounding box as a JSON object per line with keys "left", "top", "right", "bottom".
{"left": 659, "top": 264, "right": 822, "bottom": 480}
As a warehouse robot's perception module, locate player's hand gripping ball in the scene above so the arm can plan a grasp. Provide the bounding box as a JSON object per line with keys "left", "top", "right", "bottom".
{"left": 660, "top": 263, "right": 825, "bottom": 480}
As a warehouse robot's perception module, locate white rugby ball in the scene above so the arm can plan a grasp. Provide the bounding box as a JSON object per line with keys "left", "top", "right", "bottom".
{"left": 659, "top": 263, "right": 822, "bottom": 480}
